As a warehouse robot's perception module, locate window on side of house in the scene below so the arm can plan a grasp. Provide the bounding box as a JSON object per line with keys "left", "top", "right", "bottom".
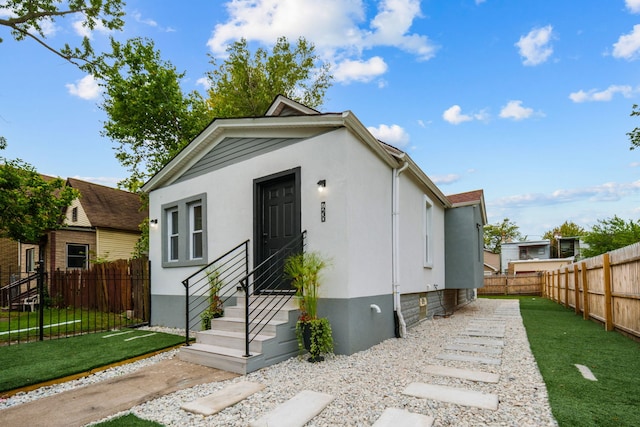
{"left": 190, "top": 202, "right": 203, "bottom": 260}
{"left": 25, "top": 248, "right": 35, "bottom": 272}
{"left": 161, "top": 193, "right": 207, "bottom": 267}
{"left": 167, "top": 208, "right": 179, "bottom": 262}
{"left": 67, "top": 244, "right": 88, "bottom": 269}
{"left": 72, "top": 206, "right": 78, "bottom": 222}
{"left": 423, "top": 195, "right": 433, "bottom": 268}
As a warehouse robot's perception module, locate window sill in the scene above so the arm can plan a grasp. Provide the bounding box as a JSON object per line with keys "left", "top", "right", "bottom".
{"left": 162, "top": 259, "right": 206, "bottom": 268}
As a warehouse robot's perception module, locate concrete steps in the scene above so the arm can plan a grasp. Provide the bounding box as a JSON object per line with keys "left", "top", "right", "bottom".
{"left": 179, "top": 295, "right": 300, "bottom": 374}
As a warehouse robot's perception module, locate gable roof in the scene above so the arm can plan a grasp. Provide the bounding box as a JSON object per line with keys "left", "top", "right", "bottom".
{"left": 447, "top": 189, "right": 487, "bottom": 224}
{"left": 66, "top": 178, "right": 147, "bottom": 232}
{"left": 141, "top": 96, "right": 452, "bottom": 207}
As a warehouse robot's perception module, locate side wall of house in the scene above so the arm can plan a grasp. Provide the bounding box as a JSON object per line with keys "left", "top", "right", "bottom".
{"left": 0, "top": 238, "right": 19, "bottom": 285}
{"left": 397, "top": 173, "right": 447, "bottom": 294}
{"left": 48, "top": 229, "right": 96, "bottom": 272}
{"left": 445, "top": 205, "right": 484, "bottom": 289}
{"left": 96, "top": 229, "right": 139, "bottom": 261}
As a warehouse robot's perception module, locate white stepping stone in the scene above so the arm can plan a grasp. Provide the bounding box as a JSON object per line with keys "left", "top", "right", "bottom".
{"left": 575, "top": 364, "right": 598, "bottom": 381}
{"left": 403, "top": 382, "right": 499, "bottom": 410}
{"left": 445, "top": 343, "right": 502, "bottom": 355}
{"left": 454, "top": 337, "right": 504, "bottom": 347}
{"left": 181, "top": 381, "right": 265, "bottom": 416}
{"left": 436, "top": 352, "right": 501, "bottom": 365}
{"left": 373, "top": 408, "right": 434, "bottom": 427}
{"left": 422, "top": 364, "right": 500, "bottom": 383}
{"left": 249, "top": 390, "right": 334, "bottom": 427}
{"left": 463, "top": 330, "right": 505, "bottom": 338}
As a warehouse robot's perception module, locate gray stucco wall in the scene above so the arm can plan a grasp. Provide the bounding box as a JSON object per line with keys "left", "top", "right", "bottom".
{"left": 445, "top": 205, "right": 484, "bottom": 289}
{"left": 319, "top": 294, "right": 395, "bottom": 355}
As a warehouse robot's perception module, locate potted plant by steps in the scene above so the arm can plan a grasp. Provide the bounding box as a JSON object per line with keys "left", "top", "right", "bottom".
{"left": 284, "top": 251, "right": 334, "bottom": 362}
{"left": 200, "top": 268, "right": 225, "bottom": 330}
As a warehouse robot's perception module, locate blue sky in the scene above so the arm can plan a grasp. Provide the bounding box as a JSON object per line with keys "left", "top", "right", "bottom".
{"left": 2, "top": 0, "right": 640, "bottom": 239}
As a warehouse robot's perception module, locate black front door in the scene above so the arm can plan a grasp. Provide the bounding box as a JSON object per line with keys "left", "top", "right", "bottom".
{"left": 255, "top": 168, "right": 301, "bottom": 293}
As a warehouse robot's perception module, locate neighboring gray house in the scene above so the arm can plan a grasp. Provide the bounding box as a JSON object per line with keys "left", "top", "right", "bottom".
{"left": 500, "top": 240, "right": 551, "bottom": 273}
{"left": 141, "top": 96, "right": 486, "bottom": 373}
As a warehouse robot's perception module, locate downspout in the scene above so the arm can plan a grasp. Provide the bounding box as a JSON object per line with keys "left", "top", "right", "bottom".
{"left": 392, "top": 155, "right": 410, "bottom": 338}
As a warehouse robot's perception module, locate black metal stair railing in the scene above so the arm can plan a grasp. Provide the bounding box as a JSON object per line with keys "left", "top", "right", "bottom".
{"left": 182, "top": 240, "right": 250, "bottom": 345}
{"left": 181, "top": 232, "right": 306, "bottom": 355}
{"left": 239, "top": 231, "right": 306, "bottom": 357}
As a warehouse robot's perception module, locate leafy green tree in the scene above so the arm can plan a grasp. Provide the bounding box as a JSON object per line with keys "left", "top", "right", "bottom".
{"left": 0, "top": 0, "right": 125, "bottom": 69}
{"left": 94, "top": 37, "right": 213, "bottom": 192}
{"left": 542, "top": 221, "right": 586, "bottom": 258}
{"left": 628, "top": 104, "right": 640, "bottom": 150}
{"left": 484, "top": 218, "right": 524, "bottom": 254}
{"left": 581, "top": 215, "right": 640, "bottom": 258}
{"left": 206, "top": 37, "right": 333, "bottom": 117}
{"left": 0, "top": 148, "right": 77, "bottom": 247}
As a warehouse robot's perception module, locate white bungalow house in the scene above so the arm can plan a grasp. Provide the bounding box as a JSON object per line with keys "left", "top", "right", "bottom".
{"left": 141, "top": 96, "right": 486, "bottom": 373}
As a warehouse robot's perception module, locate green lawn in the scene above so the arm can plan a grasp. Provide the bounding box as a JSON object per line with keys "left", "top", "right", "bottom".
{"left": 0, "top": 329, "right": 185, "bottom": 393}
{"left": 501, "top": 296, "right": 640, "bottom": 427}
{"left": 0, "top": 308, "right": 143, "bottom": 343}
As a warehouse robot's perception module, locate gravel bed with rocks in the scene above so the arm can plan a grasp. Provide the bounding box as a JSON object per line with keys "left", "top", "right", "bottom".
{"left": 2, "top": 299, "right": 558, "bottom": 426}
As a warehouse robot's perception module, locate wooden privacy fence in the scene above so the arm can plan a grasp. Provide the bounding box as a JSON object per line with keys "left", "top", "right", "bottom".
{"left": 480, "top": 273, "right": 544, "bottom": 296}
{"left": 544, "top": 242, "right": 640, "bottom": 340}
{"left": 50, "top": 257, "right": 150, "bottom": 322}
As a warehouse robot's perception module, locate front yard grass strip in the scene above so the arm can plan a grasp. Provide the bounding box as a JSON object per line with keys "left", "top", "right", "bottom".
{"left": 92, "top": 413, "right": 163, "bottom": 427}
{"left": 0, "top": 330, "right": 185, "bottom": 393}
{"left": 515, "top": 296, "right": 640, "bottom": 427}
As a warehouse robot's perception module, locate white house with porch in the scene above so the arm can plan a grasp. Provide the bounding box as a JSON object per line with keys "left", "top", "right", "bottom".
{"left": 141, "top": 96, "right": 486, "bottom": 373}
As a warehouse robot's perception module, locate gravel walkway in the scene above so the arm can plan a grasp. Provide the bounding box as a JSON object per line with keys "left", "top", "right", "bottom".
{"left": 2, "top": 299, "right": 558, "bottom": 426}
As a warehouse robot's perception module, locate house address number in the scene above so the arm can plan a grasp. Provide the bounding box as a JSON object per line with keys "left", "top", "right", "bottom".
{"left": 321, "top": 201, "right": 326, "bottom": 222}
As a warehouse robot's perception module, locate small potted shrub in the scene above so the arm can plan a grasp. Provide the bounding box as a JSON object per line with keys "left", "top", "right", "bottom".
{"left": 284, "top": 251, "right": 333, "bottom": 362}
{"left": 201, "top": 269, "right": 224, "bottom": 330}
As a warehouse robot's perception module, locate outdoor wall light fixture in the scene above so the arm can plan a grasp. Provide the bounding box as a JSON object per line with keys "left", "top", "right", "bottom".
{"left": 149, "top": 219, "right": 158, "bottom": 227}
{"left": 317, "top": 179, "right": 326, "bottom": 192}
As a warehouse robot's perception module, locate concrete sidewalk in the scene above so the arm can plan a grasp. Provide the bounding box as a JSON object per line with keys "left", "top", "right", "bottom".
{"left": 0, "top": 358, "right": 237, "bottom": 427}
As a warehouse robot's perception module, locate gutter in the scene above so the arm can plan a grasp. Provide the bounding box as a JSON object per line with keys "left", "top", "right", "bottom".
{"left": 392, "top": 153, "right": 410, "bottom": 338}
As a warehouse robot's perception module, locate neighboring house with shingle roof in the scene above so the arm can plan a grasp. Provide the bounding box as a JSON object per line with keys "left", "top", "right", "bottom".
{"left": 45, "top": 178, "right": 147, "bottom": 271}
{"left": 0, "top": 178, "right": 147, "bottom": 284}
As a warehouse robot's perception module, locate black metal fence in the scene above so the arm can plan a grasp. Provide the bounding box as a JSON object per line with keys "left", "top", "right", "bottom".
{"left": 0, "top": 258, "right": 150, "bottom": 346}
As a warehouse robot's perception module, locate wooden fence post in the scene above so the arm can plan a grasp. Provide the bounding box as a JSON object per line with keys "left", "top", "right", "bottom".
{"left": 603, "top": 253, "right": 613, "bottom": 331}
{"left": 582, "top": 262, "right": 589, "bottom": 320}
{"left": 564, "top": 267, "right": 570, "bottom": 309}
{"left": 574, "top": 264, "right": 580, "bottom": 314}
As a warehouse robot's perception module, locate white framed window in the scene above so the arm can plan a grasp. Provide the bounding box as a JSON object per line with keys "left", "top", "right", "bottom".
{"left": 423, "top": 195, "right": 433, "bottom": 268}
{"left": 161, "top": 193, "right": 207, "bottom": 267}
{"left": 25, "top": 248, "right": 35, "bottom": 272}
{"left": 167, "top": 208, "right": 179, "bottom": 262}
{"left": 190, "top": 202, "right": 203, "bottom": 260}
{"left": 67, "top": 244, "right": 89, "bottom": 269}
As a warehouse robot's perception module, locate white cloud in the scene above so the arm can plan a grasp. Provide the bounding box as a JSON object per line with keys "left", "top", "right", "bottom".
{"left": 613, "top": 25, "right": 640, "bottom": 60}
{"left": 431, "top": 174, "right": 461, "bottom": 185}
{"left": 569, "top": 85, "right": 636, "bottom": 102}
{"left": 72, "top": 16, "right": 111, "bottom": 39}
{"left": 626, "top": 0, "right": 640, "bottom": 13}
{"left": 499, "top": 100, "right": 538, "bottom": 120}
{"left": 66, "top": 75, "right": 100, "bottom": 100}
{"left": 442, "top": 105, "right": 472, "bottom": 124}
{"left": 196, "top": 77, "right": 211, "bottom": 90}
{"left": 207, "top": 0, "right": 436, "bottom": 83}
{"left": 132, "top": 11, "right": 158, "bottom": 27}
{"left": 491, "top": 180, "right": 640, "bottom": 208}
{"left": 515, "top": 25, "right": 554, "bottom": 66}
{"left": 367, "top": 124, "right": 410, "bottom": 147}
{"left": 442, "top": 105, "right": 488, "bottom": 124}
{"left": 334, "top": 57, "right": 388, "bottom": 83}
